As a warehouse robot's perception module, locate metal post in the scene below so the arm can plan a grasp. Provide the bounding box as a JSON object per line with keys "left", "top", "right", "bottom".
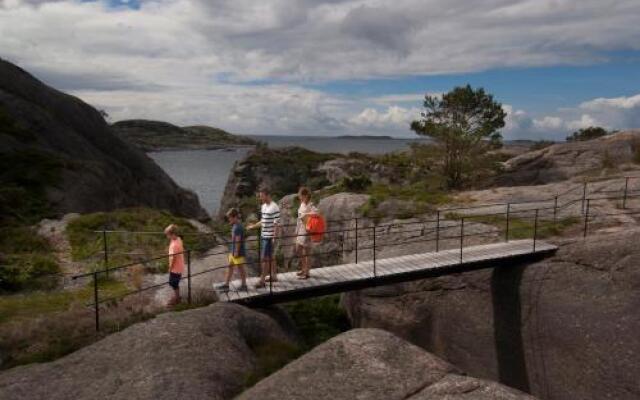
{"left": 93, "top": 271, "right": 100, "bottom": 332}
{"left": 553, "top": 196, "right": 558, "bottom": 223}
{"left": 533, "top": 209, "right": 539, "bottom": 252}
{"left": 505, "top": 203, "right": 511, "bottom": 242}
{"left": 581, "top": 182, "right": 587, "bottom": 214}
{"left": 623, "top": 177, "right": 629, "bottom": 209}
{"left": 459, "top": 218, "right": 464, "bottom": 263}
{"left": 102, "top": 229, "right": 109, "bottom": 278}
{"left": 583, "top": 199, "right": 591, "bottom": 238}
{"left": 354, "top": 218, "right": 359, "bottom": 264}
{"left": 372, "top": 225, "right": 377, "bottom": 278}
{"left": 187, "top": 250, "right": 192, "bottom": 304}
{"left": 435, "top": 210, "right": 440, "bottom": 252}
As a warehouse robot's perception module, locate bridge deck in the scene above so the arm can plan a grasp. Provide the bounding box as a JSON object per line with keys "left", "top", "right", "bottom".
{"left": 214, "top": 239, "right": 557, "bottom": 306}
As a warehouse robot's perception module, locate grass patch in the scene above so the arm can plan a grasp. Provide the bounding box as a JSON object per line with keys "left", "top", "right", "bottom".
{"left": 66, "top": 208, "right": 215, "bottom": 272}
{"left": 0, "top": 226, "right": 61, "bottom": 292}
{"left": 445, "top": 213, "right": 581, "bottom": 239}
{"left": 0, "top": 277, "right": 127, "bottom": 324}
{"left": 358, "top": 181, "right": 451, "bottom": 220}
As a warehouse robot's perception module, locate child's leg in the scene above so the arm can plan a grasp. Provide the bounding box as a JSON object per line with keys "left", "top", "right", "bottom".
{"left": 238, "top": 265, "right": 247, "bottom": 286}
{"left": 225, "top": 264, "right": 233, "bottom": 284}
{"left": 302, "top": 245, "right": 310, "bottom": 274}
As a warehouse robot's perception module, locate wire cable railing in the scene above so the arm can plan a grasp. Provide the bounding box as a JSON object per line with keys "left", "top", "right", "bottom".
{"left": 65, "top": 175, "right": 640, "bottom": 331}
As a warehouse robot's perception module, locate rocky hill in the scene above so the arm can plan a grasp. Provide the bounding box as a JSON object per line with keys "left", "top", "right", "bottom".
{"left": 112, "top": 119, "right": 258, "bottom": 152}
{"left": 239, "top": 329, "right": 535, "bottom": 400}
{"left": 342, "top": 229, "right": 640, "bottom": 400}
{"left": 0, "top": 303, "right": 295, "bottom": 400}
{"left": 0, "top": 303, "right": 534, "bottom": 400}
{"left": 496, "top": 130, "right": 640, "bottom": 186}
{"left": 0, "top": 59, "right": 207, "bottom": 222}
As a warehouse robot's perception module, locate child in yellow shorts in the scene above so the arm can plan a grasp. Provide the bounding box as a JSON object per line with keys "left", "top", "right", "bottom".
{"left": 219, "top": 208, "right": 247, "bottom": 291}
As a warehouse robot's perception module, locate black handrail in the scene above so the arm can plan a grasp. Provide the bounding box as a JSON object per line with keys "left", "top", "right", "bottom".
{"left": 70, "top": 175, "right": 640, "bottom": 331}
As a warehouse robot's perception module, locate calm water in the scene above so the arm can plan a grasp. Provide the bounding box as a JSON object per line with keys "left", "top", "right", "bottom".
{"left": 150, "top": 136, "right": 423, "bottom": 214}
{"left": 149, "top": 148, "right": 249, "bottom": 214}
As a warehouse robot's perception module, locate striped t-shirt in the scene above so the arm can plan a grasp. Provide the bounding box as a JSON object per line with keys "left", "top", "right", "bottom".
{"left": 260, "top": 201, "right": 280, "bottom": 239}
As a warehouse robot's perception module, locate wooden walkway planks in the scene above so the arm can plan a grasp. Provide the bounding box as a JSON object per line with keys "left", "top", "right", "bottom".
{"left": 215, "top": 239, "right": 557, "bottom": 305}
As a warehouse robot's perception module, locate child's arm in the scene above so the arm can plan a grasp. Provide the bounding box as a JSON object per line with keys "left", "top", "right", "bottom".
{"left": 232, "top": 233, "right": 240, "bottom": 258}
{"left": 248, "top": 221, "right": 261, "bottom": 230}
{"left": 168, "top": 244, "right": 175, "bottom": 271}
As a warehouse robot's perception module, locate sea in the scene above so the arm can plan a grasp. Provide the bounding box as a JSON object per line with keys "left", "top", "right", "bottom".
{"left": 149, "top": 135, "right": 426, "bottom": 214}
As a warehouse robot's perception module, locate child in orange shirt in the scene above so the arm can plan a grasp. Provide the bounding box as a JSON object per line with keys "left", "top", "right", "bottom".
{"left": 164, "top": 224, "right": 184, "bottom": 306}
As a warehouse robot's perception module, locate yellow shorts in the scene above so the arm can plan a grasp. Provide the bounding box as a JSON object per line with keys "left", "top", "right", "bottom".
{"left": 228, "top": 255, "right": 246, "bottom": 266}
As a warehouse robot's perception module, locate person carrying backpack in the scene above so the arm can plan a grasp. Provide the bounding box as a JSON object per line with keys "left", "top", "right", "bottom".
{"left": 295, "top": 187, "right": 320, "bottom": 279}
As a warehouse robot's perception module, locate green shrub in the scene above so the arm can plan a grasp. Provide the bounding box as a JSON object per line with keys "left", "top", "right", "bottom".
{"left": 340, "top": 175, "right": 372, "bottom": 192}
{"left": 283, "top": 295, "right": 351, "bottom": 350}
{"left": 0, "top": 149, "right": 65, "bottom": 225}
{"left": 0, "top": 226, "right": 60, "bottom": 292}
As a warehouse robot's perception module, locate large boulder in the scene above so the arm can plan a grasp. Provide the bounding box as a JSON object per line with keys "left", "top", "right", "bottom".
{"left": 0, "top": 303, "right": 294, "bottom": 400}
{"left": 0, "top": 58, "right": 207, "bottom": 221}
{"left": 342, "top": 230, "right": 640, "bottom": 400}
{"left": 497, "top": 130, "right": 640, "bottom": 186}
{"left": 238, "top": 328, "right": 535, "bottom": 400}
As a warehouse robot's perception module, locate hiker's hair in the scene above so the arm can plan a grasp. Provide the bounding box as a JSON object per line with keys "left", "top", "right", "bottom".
{"left": 164, "top": 224, "right": 179, "bottom": 236}
{"left": 258, "top": 185, "right": 271, "bottom": 196}
{"left": 298, "top": 186, "right": 311, "bottom": 200}
{"left": 226, "top": 208, "right": 240, "bottom": 219}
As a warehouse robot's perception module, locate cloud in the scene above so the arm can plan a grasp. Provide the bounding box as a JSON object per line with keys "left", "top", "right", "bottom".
{"left": 1, "top": 0, "right": 640, "bottom": 137}
{"left": 348, "top": 105, "right": 420, "bottom": 131}
{"left": 501, "top": 93, "right": 640, "bottom": 140}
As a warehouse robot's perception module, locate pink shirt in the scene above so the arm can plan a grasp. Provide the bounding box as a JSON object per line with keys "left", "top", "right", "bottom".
{"left": 168, "top": 238, "right": 185, "bottom": 274}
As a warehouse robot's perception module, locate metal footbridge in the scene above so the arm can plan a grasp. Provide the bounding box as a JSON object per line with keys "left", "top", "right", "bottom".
{"left": 214, "top": 239, "right": 557, "bottom": 306}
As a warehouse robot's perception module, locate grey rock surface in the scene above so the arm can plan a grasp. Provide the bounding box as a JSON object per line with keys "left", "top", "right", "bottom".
{"left": 342, "top": 230, "right": 640, "bottom": 400}
{"left": 238, "top": 328, "right": 535, "bottom": 400}
{"left": 0, "top": 303, "right": 293, "bottom": 400}
{"left": 496, "top": 130, "right": 640, "bottom": 186}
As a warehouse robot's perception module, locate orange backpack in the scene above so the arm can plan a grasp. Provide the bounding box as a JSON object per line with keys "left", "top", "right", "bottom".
{"left": 305, "top": 214, "right": 326, "bottom": 242}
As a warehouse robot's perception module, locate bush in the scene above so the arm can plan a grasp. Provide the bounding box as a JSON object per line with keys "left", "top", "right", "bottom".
{"left": 0, "top": 226, "right": 60, "bottom": 292}
{"left": 566, "top": 126, "right": 609, "bottom": 142}
{"left": 340, "top": 175, "right": 372, "bottom": 192}
{"left": 0, "top": 149, "right": 65, "bottom": 225}
{"left": 283, "top": 295, "right": 351, "bottom": 350}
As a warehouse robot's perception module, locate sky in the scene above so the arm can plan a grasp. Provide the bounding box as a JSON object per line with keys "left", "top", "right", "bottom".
{"left": 1, "top": 0, "right": 639, "bottom": 140}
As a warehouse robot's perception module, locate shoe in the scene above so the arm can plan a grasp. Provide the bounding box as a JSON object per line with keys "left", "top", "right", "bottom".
{"left": 255, "top": 281, "right": 266, "bottom": 289}
{"left": 214, "top": 283, "right": 230, "bottom": 291}
{"left": 298, "top": 274, "right": 310, "bottom": 280}
{"left": 238, "top": 284, "right": 248, "bottom": 291}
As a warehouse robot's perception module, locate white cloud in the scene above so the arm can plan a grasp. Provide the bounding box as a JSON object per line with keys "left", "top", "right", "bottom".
{"left": 348, "top": 105, "right": 420, "bottom": 131}
{"left": 502, "top": 93, "right": 640, "bottom": 140}
{"left": 1, "top": 0, "right": 640, "bottom": 137}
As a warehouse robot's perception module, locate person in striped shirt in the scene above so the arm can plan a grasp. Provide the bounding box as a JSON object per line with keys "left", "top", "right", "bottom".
{"left": 248, "top": 186, "right": 281, "bottom": 288}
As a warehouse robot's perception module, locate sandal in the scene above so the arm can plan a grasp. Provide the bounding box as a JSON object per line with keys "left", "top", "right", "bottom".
{"left": 298, "top": 274, "right": 310, "bottom": 280}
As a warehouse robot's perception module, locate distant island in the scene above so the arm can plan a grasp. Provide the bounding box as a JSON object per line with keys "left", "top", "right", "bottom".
{"left": 336, "top": 135, "right": 395, "bottom": 140}
{"left": 112, "top": 119, "right": 259, "bottom": 152}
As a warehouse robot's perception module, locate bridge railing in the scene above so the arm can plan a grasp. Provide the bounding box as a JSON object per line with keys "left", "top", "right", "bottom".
{"left": 71, "top": 175, "right": 640, "bottom": 331}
